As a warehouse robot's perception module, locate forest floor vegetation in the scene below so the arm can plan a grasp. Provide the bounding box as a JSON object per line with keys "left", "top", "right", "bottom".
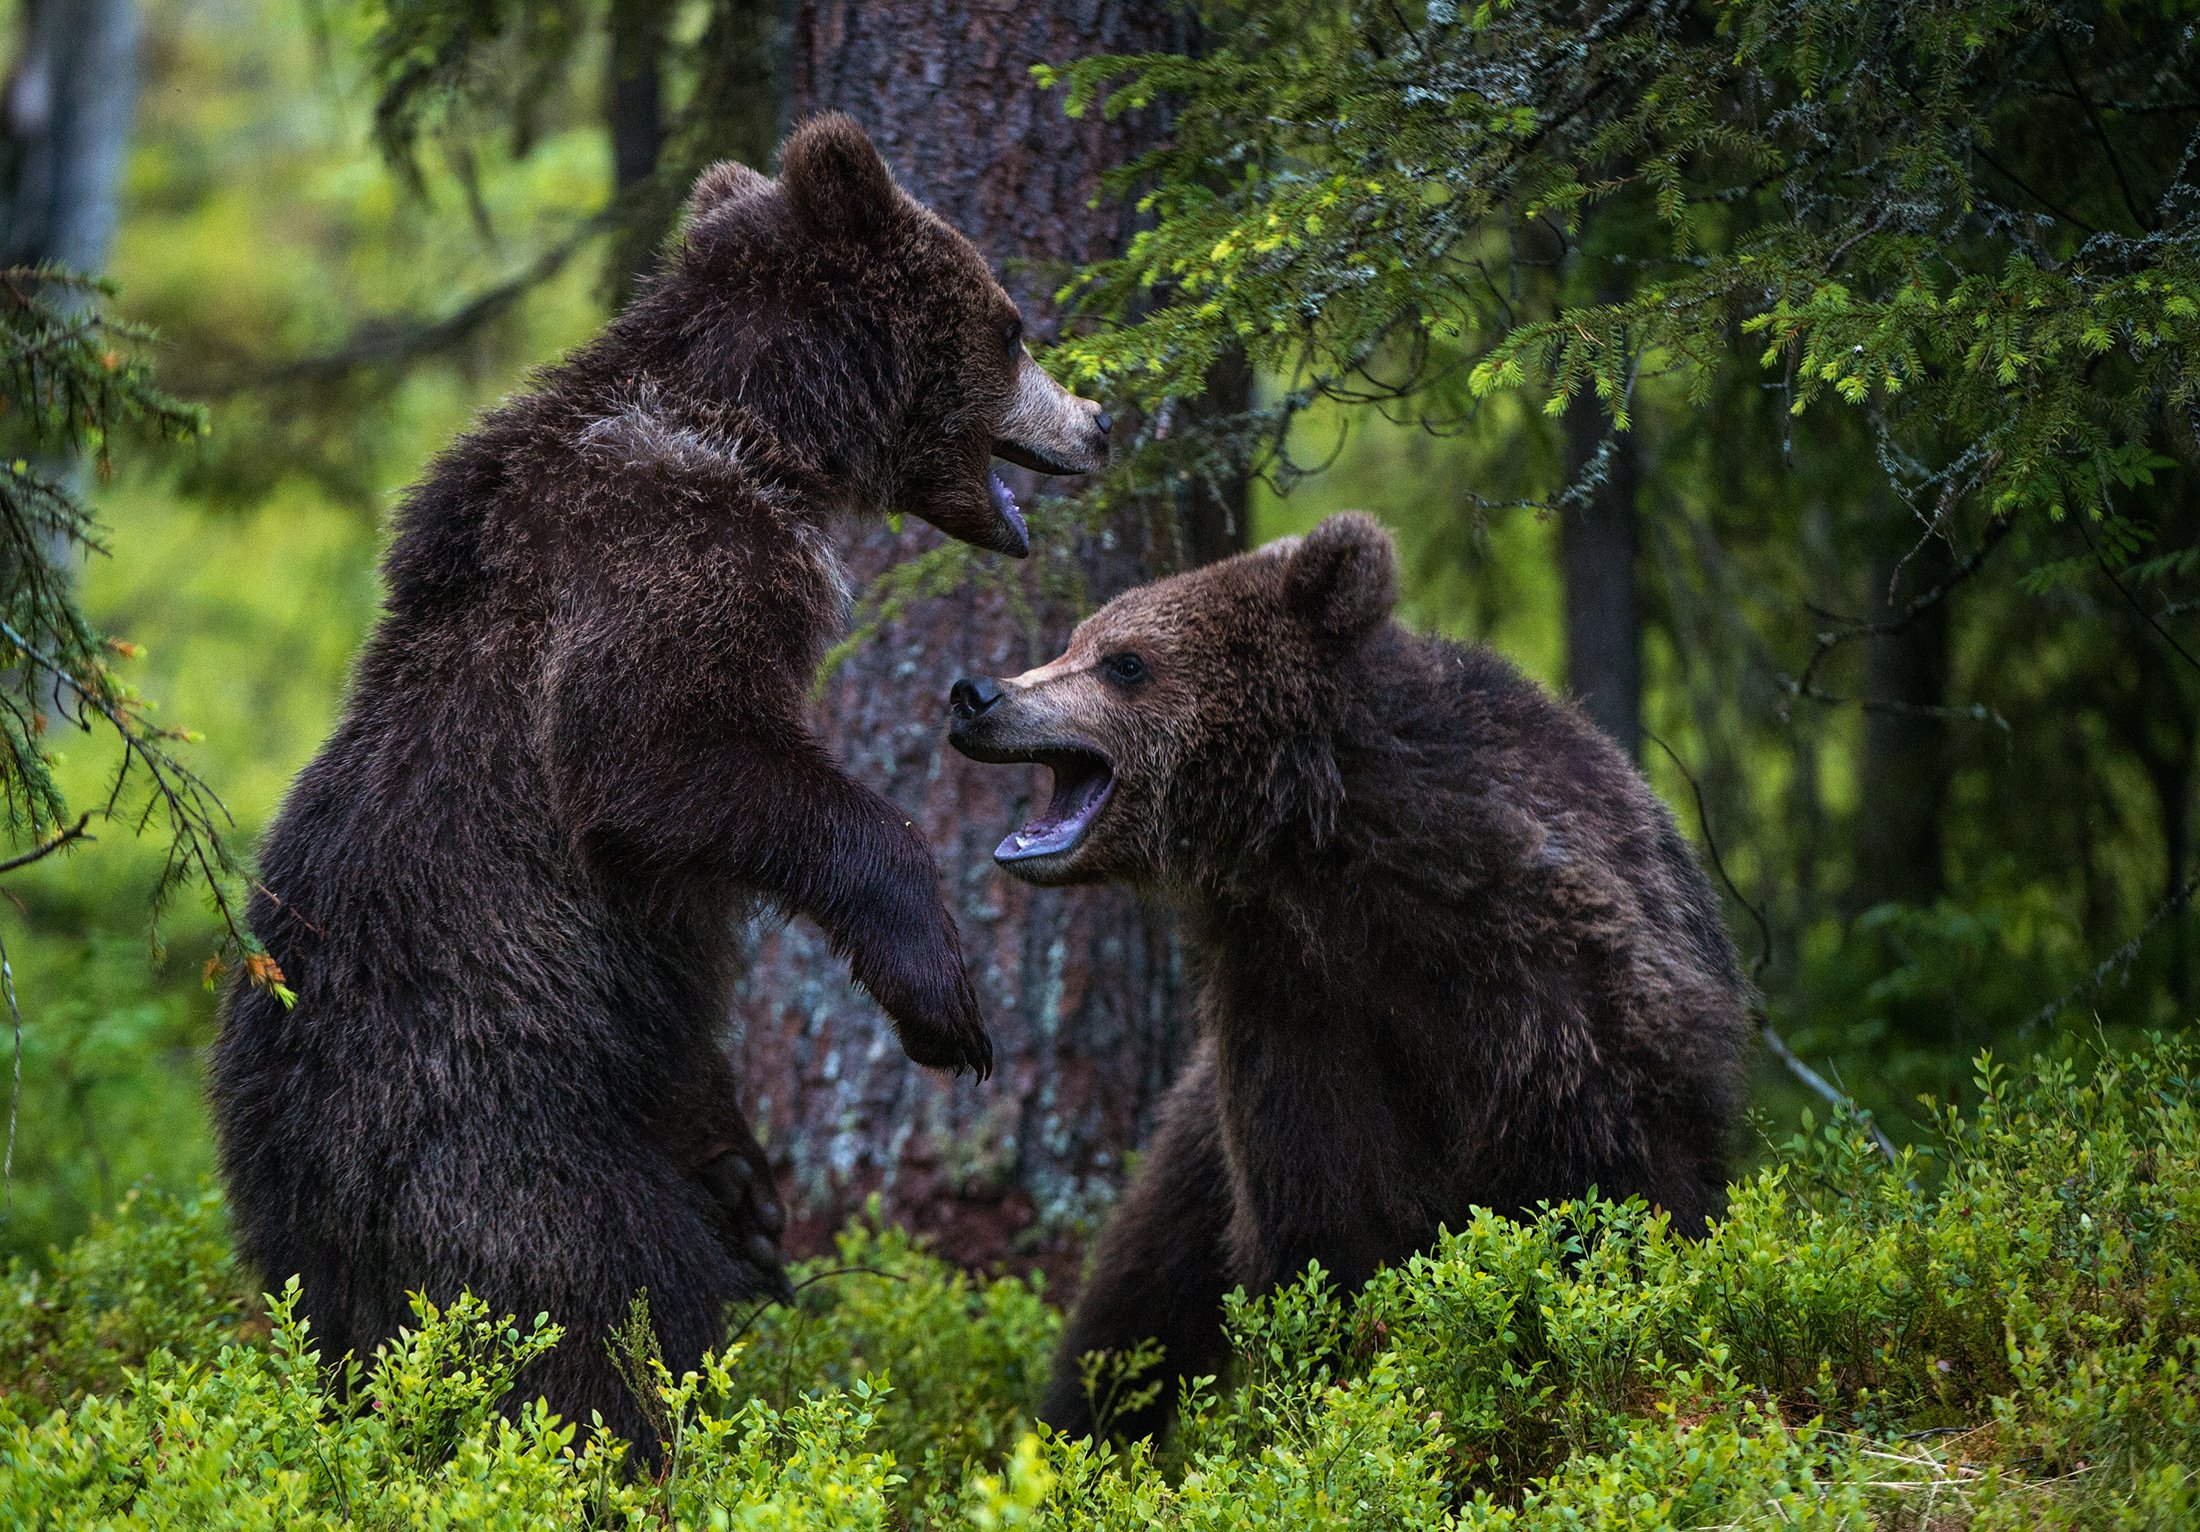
{"left": 3, "top": 1037, "right": 2197, "bottom": 1528}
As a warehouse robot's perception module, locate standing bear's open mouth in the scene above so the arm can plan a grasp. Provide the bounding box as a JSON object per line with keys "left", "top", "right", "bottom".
{"left": 985, "top": 470, "right": 1030, "bottom": 552}
{"left": 993, "top": 438, "right": 1091, "bottom": 476}
{"left": 985, "top": 431, "right": 1107, "bottom": 556}
{"left": 991, "top": 745, "right": 1114, "bottom": 865}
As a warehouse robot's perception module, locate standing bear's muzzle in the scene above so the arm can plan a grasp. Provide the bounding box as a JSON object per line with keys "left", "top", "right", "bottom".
{"left": 992, "top": 353, "right": 1111, "bottom": 477}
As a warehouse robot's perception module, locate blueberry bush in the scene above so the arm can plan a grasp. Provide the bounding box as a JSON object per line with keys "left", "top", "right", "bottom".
{"left": 4, "top": 1037, "right": 2199, "bottom": 1528}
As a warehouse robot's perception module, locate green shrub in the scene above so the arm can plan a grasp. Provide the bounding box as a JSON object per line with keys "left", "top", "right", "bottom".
{"left": 1, "top": 1038, "right": 2198, "bottom": 1527}
{"left": 0, "top": 1184, "right": 252, "bottom": 1412}
{"left": 717, "top": 1213, "right": 1060, "bottom": 1481}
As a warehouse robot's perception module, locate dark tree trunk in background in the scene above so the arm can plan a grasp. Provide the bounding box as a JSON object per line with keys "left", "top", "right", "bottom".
{"left": 3, "top": 0, "right": 139, "bottom": 715}
{"left": 680, "top": 0, "right": 792, "bottom": 192}
{"left": 1559, "top": 385, "right": 1643, "bottom": 761}
{"left": 1852, "top": 534, "right": 1953, "bottom": 910}
{"left": 606, "top": 0, "right": 669, "bottom": 199}
{"left": 2153, "top": 748, "right": 2195, "bottom": 1009}
{"left": 731, "top": 0, "right": 1195, "bottom": 1282}
{"left": 2, "top": 0, "right": 138, "bottom": 272}
{"left": 1179, "top": 346, "right": 1252, "bottom": 566}
{"left": 607, "top": 0, "right": 790, "bottom": 302}
{"left": 602, "top": 0, "right": 671, "bottom": 301}
{"left": 2122, "top": 640, "right": 2200, "bottom": 1011}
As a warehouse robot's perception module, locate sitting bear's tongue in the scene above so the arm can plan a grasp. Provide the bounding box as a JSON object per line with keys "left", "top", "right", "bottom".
{"left": 998, "top": 752, "right": 1112, "bottom": 863}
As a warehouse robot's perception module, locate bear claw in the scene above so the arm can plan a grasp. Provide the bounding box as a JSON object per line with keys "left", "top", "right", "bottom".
{"left": 896, "top": 1021, "right": 994, "bottom": 1080}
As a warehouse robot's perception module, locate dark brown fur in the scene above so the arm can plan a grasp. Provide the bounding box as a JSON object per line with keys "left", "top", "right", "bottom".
{"left": 949, "top": 513, "right": 1750, "bottom": 1440}
{"left": 209, "top": 115, "right": 1106, "bottom": 1450}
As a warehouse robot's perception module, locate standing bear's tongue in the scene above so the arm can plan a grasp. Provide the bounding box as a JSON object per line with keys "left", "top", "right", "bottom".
{"left": 989, "top": 472, "right": 1029, "bottom": 550}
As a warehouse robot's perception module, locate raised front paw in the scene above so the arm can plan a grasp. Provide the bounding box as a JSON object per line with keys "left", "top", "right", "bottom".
{"left": 857, "top": 935, "right": 995, "bottom": 1080}
{"left": 896, "top": 983, "right": 995, "bottom": 1080}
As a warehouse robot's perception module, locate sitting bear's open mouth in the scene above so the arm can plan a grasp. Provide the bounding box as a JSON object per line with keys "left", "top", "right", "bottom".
{"left": 996, "top": 746, "right": 1114, "bottom": 865}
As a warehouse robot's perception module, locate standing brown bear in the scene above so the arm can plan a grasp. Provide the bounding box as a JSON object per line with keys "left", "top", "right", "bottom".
{"left": 209, "top": 114, "right": 1109, "bottom": 1449}
{"left": 948, "top": 513, "right": 1749, "bottom": 1441}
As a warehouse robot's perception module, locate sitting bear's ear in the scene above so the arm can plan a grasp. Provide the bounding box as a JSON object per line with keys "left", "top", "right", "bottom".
{"left": 687, "top": 161, "right": 771, "bottom": 220}
{"left": 779, "top": 113, "right": 900, "bottom": 242}
{"left": 1283, "top": 512, "right": 1398, "bottom": 642}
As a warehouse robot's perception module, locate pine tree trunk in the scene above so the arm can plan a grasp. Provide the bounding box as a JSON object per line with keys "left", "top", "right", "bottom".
{"left": 731, "top": 0, "right": 1193, "bottom": 1282}
{"left": 3, "top": 0, "right": 140, "bottom": 716}
{"left": 601, "top": 0, "right": 672, "bottom": 302}
{"left": 1559, "top": 388, "right": 1643, "bottom": 762}
{"left": 2, "top": 0, "right": 139, "bottom": 272}
{"left": 1853, "top": 534, "right": 1953, "bottom": 911}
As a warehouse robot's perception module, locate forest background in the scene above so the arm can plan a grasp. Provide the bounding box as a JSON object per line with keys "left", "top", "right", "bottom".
{"left": 3, "top": 0, "right": 2194, "bottom": 1283}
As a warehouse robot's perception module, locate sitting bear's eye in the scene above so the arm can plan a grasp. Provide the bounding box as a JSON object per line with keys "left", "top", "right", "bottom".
{"left": 1101, "top": 652, "right": 1148, "bottom": 687}
{"left": 1003, "top": 318, "right": 1024, "bottom": 359}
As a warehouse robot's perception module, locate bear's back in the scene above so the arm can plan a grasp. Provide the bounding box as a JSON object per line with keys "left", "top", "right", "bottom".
{"left": 1192, "top": 623, "right": 1748, "bottom": 1239}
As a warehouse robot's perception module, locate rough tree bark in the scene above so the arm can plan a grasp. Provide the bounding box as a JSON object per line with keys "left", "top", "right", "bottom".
{"left": 730, "top": 0, "right": 1198, "bottom": 1282}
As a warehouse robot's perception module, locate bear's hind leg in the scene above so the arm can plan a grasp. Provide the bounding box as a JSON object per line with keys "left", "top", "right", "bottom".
{"left": 1042, "top": 1039, "right": 1234, "bottom": 1443}
{"left": 390, "top": 1134, "right": 773, "bottom": 1461}
{"left": 660, "top": 1047, "right": 794, "bottom": 1300}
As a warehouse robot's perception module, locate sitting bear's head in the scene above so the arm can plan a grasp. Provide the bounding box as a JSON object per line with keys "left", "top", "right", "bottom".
{"left": 948, "top": 512, "right": 1399, "bottom": 889}
{"left": 627, "top": 113, "right": 1109, "bottom": 557}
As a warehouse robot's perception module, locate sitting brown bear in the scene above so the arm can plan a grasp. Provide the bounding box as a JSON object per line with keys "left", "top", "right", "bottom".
{"left": 948, "top": 512, "right": 1749, "bottom": 1440}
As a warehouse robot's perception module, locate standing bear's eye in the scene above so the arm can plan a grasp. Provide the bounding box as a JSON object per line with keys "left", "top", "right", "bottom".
{"left": 1003, "top": 317, "right": 1024, "bottom": 360}
{"left": 1100, "top": 652, "right": 1148, "bottom": 687}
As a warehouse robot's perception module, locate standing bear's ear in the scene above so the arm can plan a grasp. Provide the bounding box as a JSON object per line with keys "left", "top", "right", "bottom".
{"left": 1283, "top": 512, "right": 1398, "bottom": 642}
{"left": 779, "top": 113, "right": 901, "bottom": 242}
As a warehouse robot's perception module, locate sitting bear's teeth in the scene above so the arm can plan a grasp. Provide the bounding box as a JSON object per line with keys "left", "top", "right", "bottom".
{"left": 995, "top": 761, "right": 1112, "bottom": 864}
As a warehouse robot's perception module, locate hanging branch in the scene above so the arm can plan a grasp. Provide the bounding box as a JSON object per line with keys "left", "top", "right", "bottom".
{"left": 0, "top": 267, "right": 284, "bottom": 1189}
{"left": 1787, "top": 515, "right": 2014, "bottom": 710}
{"left": 2023, "top": 870, "right": 2200, "bottom": 1035}
{"left": 0, "top": 814, "right": 92, "bottom": 878}
{"left": 1646, "top": 730, "right": 1903, "bottom": 1166}
{"left": 2076, "top": 509, "right": 2200, "bottom": 678}
{"left": 201, "top": 216, "right": 611, "bottom": 398}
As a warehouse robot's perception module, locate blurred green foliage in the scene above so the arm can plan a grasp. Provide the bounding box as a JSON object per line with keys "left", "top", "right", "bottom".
{"left": 1042, "top": 0, "right": 2200, "bottom": 1141}
{"left": 6, "top": 1039, "right": 2200, "bottom": 1526}
{"left": 0, "top": 0, "right": 609, "bottom": 1260}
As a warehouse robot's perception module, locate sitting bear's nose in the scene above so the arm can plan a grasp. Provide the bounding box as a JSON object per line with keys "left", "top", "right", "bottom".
{"left": 950, "top": 676, "right": 1004, "bottom": 722}
{"left": 1093, "top": 411, "right": 1113, "bottom": 437}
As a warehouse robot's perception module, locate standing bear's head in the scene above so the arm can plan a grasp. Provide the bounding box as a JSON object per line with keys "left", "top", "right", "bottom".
{"left": 610, "top": 113, "right": 1109, "bottom": 556}
{"left": 947, "top": 512, "right": 1400, "bottom": 890}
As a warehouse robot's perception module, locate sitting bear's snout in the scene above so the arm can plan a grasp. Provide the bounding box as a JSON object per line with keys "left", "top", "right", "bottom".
{"left": 949, "top": 675, "right": 1003, "bottom": 723}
